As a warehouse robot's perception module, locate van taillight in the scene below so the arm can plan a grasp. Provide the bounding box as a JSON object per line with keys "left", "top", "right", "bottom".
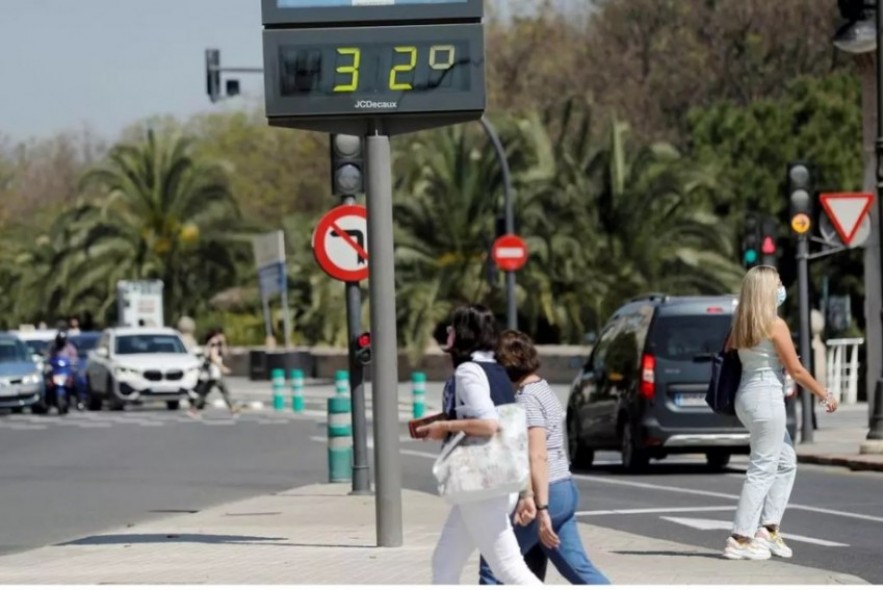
{"left": 640, "top": 353, "right": 655, "bottom": 399}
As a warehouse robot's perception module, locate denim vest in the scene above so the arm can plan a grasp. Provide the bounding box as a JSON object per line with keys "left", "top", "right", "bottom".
{"left": 442, "top": 361, "right": 515, "bottom": 419}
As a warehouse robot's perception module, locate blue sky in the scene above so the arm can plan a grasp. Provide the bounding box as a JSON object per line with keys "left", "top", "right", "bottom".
{"left": 0, "top": 0, "right": 574, "bottom": 142}
{"left": 2, "top": 0, "right": 265, "bottom": 142}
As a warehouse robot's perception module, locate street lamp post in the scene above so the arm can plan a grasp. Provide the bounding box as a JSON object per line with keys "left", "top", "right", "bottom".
{"left": 834, "top": 0, "right": 883, "bottom": 447}
{"left": 479, "top": 115, "right": 517, "bottom": 331}
{"left": 869, "top": 1, "right": 883, "bottom": 445}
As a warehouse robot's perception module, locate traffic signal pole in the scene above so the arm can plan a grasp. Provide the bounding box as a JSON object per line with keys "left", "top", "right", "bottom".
{"left": 342, "top": 193, "right": 371, "bottom": 495}
{"left": 796, "top": 234, "right": 814, "bottom": 444}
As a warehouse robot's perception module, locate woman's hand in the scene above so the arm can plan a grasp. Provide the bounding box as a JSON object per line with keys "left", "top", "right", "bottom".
{"left": 416, "top": 421, "right": 449, "bottom": 440}
{"left": 514, "top": 497, "right": 536, "bottom": 526}
{"left": 538, "top": 511, "right": 560, "bottom": 549}
{"left": 821, "top": 393, "right": 839, "bottom": 413}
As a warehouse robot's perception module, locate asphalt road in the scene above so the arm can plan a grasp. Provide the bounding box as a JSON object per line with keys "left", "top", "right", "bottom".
{"left": 1, "top": 400, "right": 880, "bottom": 584}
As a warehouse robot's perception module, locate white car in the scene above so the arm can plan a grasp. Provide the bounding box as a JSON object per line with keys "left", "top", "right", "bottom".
{"left": 85, "top": 327, "right": 201, "bottom": 411}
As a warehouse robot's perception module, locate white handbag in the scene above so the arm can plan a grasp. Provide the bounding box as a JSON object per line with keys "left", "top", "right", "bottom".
{"left": 432, "top": 379, "right": 530, "bottom": 504}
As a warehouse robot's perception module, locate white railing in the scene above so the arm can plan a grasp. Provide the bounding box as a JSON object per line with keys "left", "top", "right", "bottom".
{"left": 825, "top": 338, "right": 864, "bottom": 405}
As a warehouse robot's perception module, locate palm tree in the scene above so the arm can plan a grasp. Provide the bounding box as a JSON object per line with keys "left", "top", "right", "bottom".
{"left": 71, "top": 129, "right": 246, "bottom": 323}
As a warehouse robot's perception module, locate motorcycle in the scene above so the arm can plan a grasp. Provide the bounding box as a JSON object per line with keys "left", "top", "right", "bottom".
{"left": 44, "top": 355, "right": 75, "bottom": 415}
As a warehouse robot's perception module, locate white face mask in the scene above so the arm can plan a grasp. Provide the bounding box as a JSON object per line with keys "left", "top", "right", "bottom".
{"left": 776, "top": 286, "right": 787, "bottom": 307}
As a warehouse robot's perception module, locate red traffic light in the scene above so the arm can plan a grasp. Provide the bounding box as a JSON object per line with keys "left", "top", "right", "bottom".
{"left": 357, "top": 332, "right": 371, "bottom": 348}
{"left": 761, "top": 236, "right": 777, "bottom": 255}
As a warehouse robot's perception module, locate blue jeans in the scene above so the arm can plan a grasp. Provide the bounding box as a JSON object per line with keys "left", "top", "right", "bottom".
{"left": 479, "top": 478, "right": 610, "bottom": 585}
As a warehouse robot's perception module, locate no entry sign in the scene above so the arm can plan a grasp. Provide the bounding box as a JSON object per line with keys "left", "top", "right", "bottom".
{"left": 492, "top": 234, "right": 528, "bottom": 272}
{"left": 312, "top": 205, "right": 369, "bottom": 282}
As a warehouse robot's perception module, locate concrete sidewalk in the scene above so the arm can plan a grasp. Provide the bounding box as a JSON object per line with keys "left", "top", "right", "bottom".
{"left": 0, "top": 483, "right": 865, "bottom": 585}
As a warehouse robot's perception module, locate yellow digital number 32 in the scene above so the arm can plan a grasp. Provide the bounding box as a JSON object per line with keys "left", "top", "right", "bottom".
{"left": 334, "top": 47, "right": 360, "bottom": 93}
{"left": 389, "top": 46, "right": 417, "bottom": 91}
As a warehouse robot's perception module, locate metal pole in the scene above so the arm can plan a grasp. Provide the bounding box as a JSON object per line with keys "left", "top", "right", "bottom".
{"left": 280, "top": 287, "right": 292, "bottom": 349}
{"left": 342, "top": 194, "right": 371, "bottom": 494}
{"left": 261, "top": 295, "right": 273, "bottom": 343}
{"left": 479, "top": 116, "right": 517, "bottom": 330}
{"left": 869, "top": 1, "right": 883, "bottom": 442}
{"left": 797, "top": 235, "right": 814, "bottom": 444}
{"left": 365, "top": 133, "right": 403, "bottom": 547}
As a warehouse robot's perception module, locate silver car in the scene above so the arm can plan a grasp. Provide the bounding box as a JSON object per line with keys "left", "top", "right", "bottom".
{"left": 0, "top": 333, "right": 44, "bottom": 412}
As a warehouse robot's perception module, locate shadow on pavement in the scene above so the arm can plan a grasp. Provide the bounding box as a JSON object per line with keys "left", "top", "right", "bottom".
{"left": 612, "top": 550, "right": 723, "bottom": 559}
{"left": 573, "top": 463, "right": 744, "bottom": 477}
{"left": 59, "top": 533, "right": 372, "bottom": 549}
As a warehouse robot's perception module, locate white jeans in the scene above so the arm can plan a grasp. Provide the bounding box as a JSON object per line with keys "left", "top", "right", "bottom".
{"left": 732, "top": 372, "right": 797, "bottom": 537}
{"left": 431, "top": 493, "right": 542, "bottom": 585}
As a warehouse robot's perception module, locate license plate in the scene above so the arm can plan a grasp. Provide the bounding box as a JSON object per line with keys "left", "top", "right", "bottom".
{"left": 674, "top": 393, "right": 707, "bottom": 407}
{"left": 0, "top": 385, "right": 20, "bottom": 397}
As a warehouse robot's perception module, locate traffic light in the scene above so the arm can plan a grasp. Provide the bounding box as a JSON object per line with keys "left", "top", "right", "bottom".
{"left": 760, "top": 216, "right": 778, "bottom": 268}
{"left": 354, "top": 331, "right": 372, "bottom": 365}
{"left": 206, "top": 49, "right": 221, "bottom": 103}
{"left": 742, "top": 213, "right": 760, "bottom": 269}
{"left": 330, "top": 134, "right": 364, "bottom": 196}
{"left": 787, "top": 162, "right": 814, "bottom": 236}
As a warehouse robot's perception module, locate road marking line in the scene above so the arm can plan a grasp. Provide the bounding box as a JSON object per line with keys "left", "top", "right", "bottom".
{"left": 660, "top": 516, "right": 849, "bottom": 547}
{"left": 576, "top": 505, "right": 734, "bottom": 517}
{"left": 570, "top": 473, "right": 883, "bottom": 525}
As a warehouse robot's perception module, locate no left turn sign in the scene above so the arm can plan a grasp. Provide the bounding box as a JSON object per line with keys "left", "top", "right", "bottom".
{"left": 312, "top": 205, "right": 369, "bottom": 282}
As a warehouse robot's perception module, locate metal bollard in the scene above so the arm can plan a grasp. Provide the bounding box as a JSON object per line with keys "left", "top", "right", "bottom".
{"left": 412, "top": 372, "right": 426, "bottom": 419}
{"left": 291, "top": 368, "right": 305, "bottom": 413}
{"left": 335, "top": 369, "right": 349, "bottom": 397}
{"left": 327, "top": 396, "right": 353, "bottom": 483}
{"left": 272, "top": 368, "right": 286, "bottom": 411}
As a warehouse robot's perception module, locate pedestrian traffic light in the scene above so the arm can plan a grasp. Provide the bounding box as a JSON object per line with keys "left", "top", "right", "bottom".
{"left": 206, "top": 49, "right": 221, "bottom": 103}
{"left": 787, "top": 162, "right": 814, "bottom": 236}
{"left": 742, "top": 213, "right": 760, "bottom": 268}
{"left": 760, "top": 216, "right": 778, "bottom": 268}
{"left": 330, "top": 134, "right": 364, "bottom": 196}
{"left": 354, "top": 331, "right": 371, "bottom": 365}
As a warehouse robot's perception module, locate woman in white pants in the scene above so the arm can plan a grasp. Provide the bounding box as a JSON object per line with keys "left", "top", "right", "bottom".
{"left": 724, "top": 266, "right": 838, "bottom": 560}
{"left": 417, "top": 304, "right": 542, "bottom": 585}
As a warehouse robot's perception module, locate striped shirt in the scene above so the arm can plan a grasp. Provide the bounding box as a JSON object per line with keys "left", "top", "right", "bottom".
{"left": 517, "top": 379, "right": 571, "bottom": 483}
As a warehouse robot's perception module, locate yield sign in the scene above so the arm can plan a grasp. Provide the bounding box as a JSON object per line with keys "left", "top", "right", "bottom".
{"left": 820, "top": 193, "right": 874, "bottom": 247}
{"left": 492, "top": 234, "right": 529, "bottom": 272}
{"left": 312, "top": 205, "right": 369, "bottom": 282}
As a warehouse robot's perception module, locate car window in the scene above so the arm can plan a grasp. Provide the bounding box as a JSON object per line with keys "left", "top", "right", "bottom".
{"left": 114, "top": 334, "right": 186, "bottom": 355}
{"left": 23, "top": 339, "right": 51, "bottom": 357}
{"left": 71, "top": 335, "right": 101, "bottom": 358}
{"left": 0, "top": 338, "right": 30, "bottom": 363}
{"left": 586, "top": 319, "right": 621, "bottom": 374}
{"left": 647, "top": 314, "right": 732, "bottom": 361}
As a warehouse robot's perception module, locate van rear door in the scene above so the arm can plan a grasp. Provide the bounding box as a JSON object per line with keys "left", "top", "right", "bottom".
{"left": 646, "top": 304, "right": 744, "bottom": 432}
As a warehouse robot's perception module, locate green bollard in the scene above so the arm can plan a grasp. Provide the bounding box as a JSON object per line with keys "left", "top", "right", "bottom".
{"left": 327, "top": 396, "right": 352, "bottom": 483}
{"left": 272, "top": 368, "right": 286, "bottom": 411}
{"left": 291, "top": 368, "right": 305, "bottom": 413}
{"left": 335, "top": 369, "right": 349, "bottom": 397}
{"left": 412, "top": 371, "right": 426, "bottom": 418}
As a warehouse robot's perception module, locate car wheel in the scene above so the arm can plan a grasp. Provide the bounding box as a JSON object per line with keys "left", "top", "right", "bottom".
{"left": 166, "top": 400, "right": 180, "bottom": 411}
{"left": 706, "top": 451, "right": 731, "bottom": 471}
{"left": 621, "top": 422, "right": 649, "bottom": 473}
{"left": 567, "top": 411, "right": 594, "bottom": 470}
{"left": 85, "top": 378, "right": 102, "bottom": 411}
{"left": 106, "top": 378, "right": 125, "bottom": 411}
{"left": 31, "top": 402, "right": 48, "bottom": 415}
{"left": 10, "top": 407, "right": 23, "bottom": 414}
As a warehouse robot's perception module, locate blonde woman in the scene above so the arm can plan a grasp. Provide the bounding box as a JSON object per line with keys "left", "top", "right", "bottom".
{"left": 723, "top": 266, "right": 838, "bottom": 560}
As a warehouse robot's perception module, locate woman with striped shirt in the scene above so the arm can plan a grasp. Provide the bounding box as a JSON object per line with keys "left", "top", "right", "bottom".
{"left": 479, "top": 330, "right": 610, "bottom": 585}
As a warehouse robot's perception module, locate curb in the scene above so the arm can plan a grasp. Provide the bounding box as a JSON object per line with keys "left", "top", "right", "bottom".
{"left": 797, "top": 452, "right": 883, "bottom": 472}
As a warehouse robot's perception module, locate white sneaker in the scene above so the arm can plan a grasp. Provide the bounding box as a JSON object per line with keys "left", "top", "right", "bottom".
{"left": 755, "top": 527, "right": 793, "bottom": 558}
{"left": 723, "top": 536, "right": 772, "bottom": 560}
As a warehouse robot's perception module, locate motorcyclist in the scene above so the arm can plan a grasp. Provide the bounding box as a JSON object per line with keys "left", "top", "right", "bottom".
{"left": 47, "top": 331, "right": 82, "bottom": 410}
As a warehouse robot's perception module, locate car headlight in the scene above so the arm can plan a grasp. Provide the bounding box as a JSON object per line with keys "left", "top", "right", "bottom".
{"left": 114, "top": 366, "right": 141, "bottom": 379}
{"left": 21, "top": 372, "right": 41, "bottom": 385}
